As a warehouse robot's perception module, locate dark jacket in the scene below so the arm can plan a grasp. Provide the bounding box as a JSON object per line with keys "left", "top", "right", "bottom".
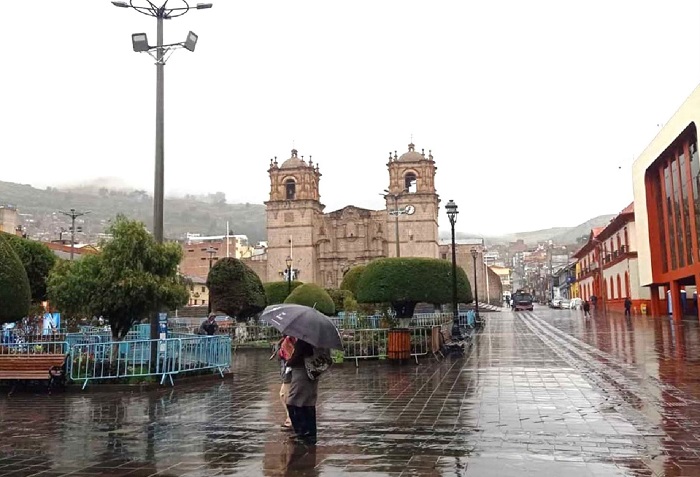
{"left": 286, "top": 340, "right": 314, "bottom": 368}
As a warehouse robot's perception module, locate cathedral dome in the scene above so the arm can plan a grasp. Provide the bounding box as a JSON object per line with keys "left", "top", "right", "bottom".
{"left": 398, "top": 143, "right": 424, "bottom": 162}
{"left": 280, "top": 149, "right": 307, "bottom": 169}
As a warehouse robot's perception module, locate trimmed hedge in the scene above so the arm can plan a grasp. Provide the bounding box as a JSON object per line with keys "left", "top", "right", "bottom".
{"left": 284, "top": 283, "right": 335, "bottom": 316}
{"left": 0, "top": 233, "right": 31, "bottom": 324}
{"left": 207, "top": 257, "right": 267, "bottom": 320}
{"left": 340, "top": 265, "right": 365, "bottom": 296}
{"left": 264, "top": 280, "right": 303, "bottom": 305}
{"left": 325, "top": 288, "right": 355, "bottom": 314}
{"left": 355, "top": 257, "right": 472, "bottom": 318}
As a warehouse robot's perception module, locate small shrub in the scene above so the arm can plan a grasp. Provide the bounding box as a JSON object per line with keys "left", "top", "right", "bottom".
{"left": 340, "top": 265, "right": 365, "bottom": 296}
{"left": 325, "top": 289, "right": 354, "bottom": 315}
{"left": 264, "top": 281, "right": 303, "bottom": 305}
{"left": 284, "top": 283, "right": 335, "bottom": 316}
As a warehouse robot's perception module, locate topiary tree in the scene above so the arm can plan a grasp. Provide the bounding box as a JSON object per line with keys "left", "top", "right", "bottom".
{"left": 0, "top": 233, "right": 31, "bottom": 324}
{"left": 4, "top": 234, "right": 57, "bottom": 303}
{"left": 264, "top": 280, "right": 303, "bottom": 305}
{"left": 284, "top": 283, "right": 335, "bottom": 316}
{"left": 340, "top": 265, "right": 365, "bottom": 296}
{"left": 325, "top": 288, "right": 354, "bottom": 315}
{"left": 207, "top": 257, "right": 267, "bottom": 321}
{"left": 355, "top": 257, "right": 472, "bottom": 319}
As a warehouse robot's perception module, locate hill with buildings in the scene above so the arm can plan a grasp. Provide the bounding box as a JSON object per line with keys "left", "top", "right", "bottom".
{"left": 444, "top": 214, "right": 616, "bottom": 246}
{"left": 0, "top": 180, "right": 266, "bottom": 243}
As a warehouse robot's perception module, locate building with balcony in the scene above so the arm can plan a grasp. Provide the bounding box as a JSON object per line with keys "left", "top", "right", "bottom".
{"left": 632, "top": 84, "right": 700, "bottom": 319}
{"left": 573, "top": 204, "right": 651, "bottom": 314}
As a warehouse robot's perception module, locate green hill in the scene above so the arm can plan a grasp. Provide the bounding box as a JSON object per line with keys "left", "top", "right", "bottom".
{"left": 0, "top": 180, "right": 267, "bottom": 243}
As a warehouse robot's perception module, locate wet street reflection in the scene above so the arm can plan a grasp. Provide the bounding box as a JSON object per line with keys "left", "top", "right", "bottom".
{"left": 6, "top": 308, "right": 700, "bottom": 475}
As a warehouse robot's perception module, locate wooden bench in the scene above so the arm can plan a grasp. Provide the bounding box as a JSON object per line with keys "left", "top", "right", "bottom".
{"left": 433, "top": 327, "right": 467, "bottom": 359}
{"left": 0, "top": 354, "right": 68, "bottom": 395}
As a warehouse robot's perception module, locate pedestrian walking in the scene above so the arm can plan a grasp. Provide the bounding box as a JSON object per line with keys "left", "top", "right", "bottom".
{"left": 198, "top": 313, "right": 219, "bottom": 335}
{"left": 583, "top": 300, "right": 591, "bottom": 317}
{"left": 285, "top": 339, "right": 320, "bottom": 444}
{"left": 624, "top": 297, "right": 632, "bottom": 317}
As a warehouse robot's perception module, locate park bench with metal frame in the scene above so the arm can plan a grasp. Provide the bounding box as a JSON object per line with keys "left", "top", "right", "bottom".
{"left": 0, "top": 354, "right": 68, "bottom": 396}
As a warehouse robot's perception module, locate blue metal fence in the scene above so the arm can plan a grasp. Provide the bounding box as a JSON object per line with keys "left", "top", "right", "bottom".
{"left": 69, "top": 335, "right": 231, "bottom": 389}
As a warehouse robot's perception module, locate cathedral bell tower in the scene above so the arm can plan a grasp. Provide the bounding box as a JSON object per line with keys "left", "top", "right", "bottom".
{"left": 265, "top": 149, "right": 324, "bottom": 284}
{"left": 384, "top": 143, "right": 440, "bottom": 258}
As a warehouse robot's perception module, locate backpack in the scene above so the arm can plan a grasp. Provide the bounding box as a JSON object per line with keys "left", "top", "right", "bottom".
{"left": 304, "top": 347, "right": 333, "bottom": 381}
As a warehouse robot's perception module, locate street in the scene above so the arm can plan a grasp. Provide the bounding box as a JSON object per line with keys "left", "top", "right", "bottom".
{"left": 2, "top": 307, "right": 699, "bottom": 476}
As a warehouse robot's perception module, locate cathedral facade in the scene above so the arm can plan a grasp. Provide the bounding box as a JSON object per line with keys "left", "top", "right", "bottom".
{"left": 253, "top": 144, "right": 441, "bottom": 288}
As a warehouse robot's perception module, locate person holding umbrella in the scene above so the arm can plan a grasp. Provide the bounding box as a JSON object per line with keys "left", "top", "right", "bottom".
{"left": 260, "top": 304, "right": 342, "bottom": 445}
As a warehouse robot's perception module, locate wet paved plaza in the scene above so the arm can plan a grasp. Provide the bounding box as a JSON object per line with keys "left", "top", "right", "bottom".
{"left": 4, "top": 308, "right": 700, "bottom": 476}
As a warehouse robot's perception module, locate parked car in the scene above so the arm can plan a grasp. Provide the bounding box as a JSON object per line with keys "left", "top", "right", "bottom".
{"left": 569, "top": 298, "right": 583, "bottom": 310}
{"left": 549, "top": 299, "right": 562, "bottom": 309}
{"left": 559, "top": 299, "right": 571, "bottom": 309}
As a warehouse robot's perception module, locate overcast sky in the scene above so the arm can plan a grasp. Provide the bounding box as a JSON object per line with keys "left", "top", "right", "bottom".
{"left": 2, "top": 1, "right": 699, "bottom": 235}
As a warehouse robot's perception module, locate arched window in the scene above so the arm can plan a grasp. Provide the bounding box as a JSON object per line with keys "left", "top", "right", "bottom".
{"left": 404, "top": 172, "right": 417, "bottom": 193}
{"left": 624, "top": 227, "right": 629, "bottom": 251}
{"left": 285, "top": 178, "right": 296, "bottom": 200}
{"left": 617, "top": 274, "right": 622, "bottom": 299}
{"left": 617, "top": 235, "right": 621, "bottom": 251}
{"left": 609, "top": 276, "right": 614, "bottom": 299}
{"left": 625, "top": 272, "right": 631, "bottom": 298}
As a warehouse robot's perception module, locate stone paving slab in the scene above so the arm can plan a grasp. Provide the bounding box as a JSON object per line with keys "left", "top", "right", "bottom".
{"left": 3, "top": 308, "right": 700, "bottom": 475}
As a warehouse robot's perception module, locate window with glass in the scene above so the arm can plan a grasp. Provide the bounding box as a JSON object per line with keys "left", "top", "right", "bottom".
{"left": 672, "top": 157, "right": 686, "bottom": 267}
{"left": 652, "top": 170, "right": 668, "bottom": 273}
{"left": 665, "top": 164, "right": 677, "bottom": 270}
{"left": 691, "top": 139, "right": 700, "bottom": 262}
{"left": 679, "top": 148, "right": 694, "bottom": 265}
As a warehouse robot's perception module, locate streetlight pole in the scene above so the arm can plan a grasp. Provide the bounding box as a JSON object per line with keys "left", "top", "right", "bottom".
{"left": 445, "top": 200, "right": 459, "bottom": 338}
{"left": 206, "top": 246, "right": 216, "bottom": 314}
{"left": 286, "top": 256, "right": 293, "bottom": 296}
{"left": 59, "top": 208, "right": 89, "bottom": 261}
{"left": 111, "top": 0, "right": 212, "bottom": 243}
{"left": 111, "top": 0, "right": 212, "bottom": 362}
{"left": 381, "top": 189, "right": 407, "bottom": 258}
{"left": 471, "top": 248, "right": 480, "bottom": 319}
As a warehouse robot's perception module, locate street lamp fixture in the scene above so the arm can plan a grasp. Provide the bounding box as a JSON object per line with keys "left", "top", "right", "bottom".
{"left": 471, "top": 248, "right": 480, "bottom": 320}
{"left": 445, "top": 200, "right": 460, "bottom": 339}
{"left": 111, "top": 0, "right": 212, "bottom": 245}
{"left": 111, "top": 0, "right": 212, "bottom": 364}
{"left": 285, "top": 256, "right": 293, "bottom": 295}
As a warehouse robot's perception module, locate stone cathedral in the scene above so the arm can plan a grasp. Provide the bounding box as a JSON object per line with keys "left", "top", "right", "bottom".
{"left": 254, "top": 143, "right": 441, "bottom": 288}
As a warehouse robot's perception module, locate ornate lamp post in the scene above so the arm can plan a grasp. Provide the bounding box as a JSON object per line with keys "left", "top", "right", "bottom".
{"left": 286, "top": 256, "right": 293, "bottom": 295}
{"left": 471, "top": 248, "right": 480, "bottom": 320}
{"left": 445, "top": 200, "right": 460, "bottom": 338}
{"left": 206, "top": 246, "right": 216, "bottom": 314}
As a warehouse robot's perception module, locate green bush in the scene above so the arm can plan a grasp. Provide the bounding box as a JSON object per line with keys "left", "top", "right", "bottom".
{"left": 0, "top": 233, "right": 31, "bottom": 324}
{"left": 356, "top": 257, "right": 472, "bottom": 318}
{"left": 284, "top": 283, "right": 335, "bottom": 316}
{"left": 340, "top": 265, "right": 366, "bottom": 296}
{"left": 264, "top": 280, "right": 303, "bottom": 305}
{"left": 325, "top": 288, "right": 354, "bottom": 314}
{"left": 207, "top": 257, "right": 267, "bottom": 321}
{"left": 4, "top": 234, "right": 57, "bottom": 303}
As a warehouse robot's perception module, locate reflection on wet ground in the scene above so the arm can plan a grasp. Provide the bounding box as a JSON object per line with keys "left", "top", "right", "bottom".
{"left": 3, "top": 308, "right": 700, "bottom": 475}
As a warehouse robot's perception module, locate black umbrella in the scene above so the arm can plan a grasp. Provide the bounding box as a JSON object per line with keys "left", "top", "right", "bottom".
{"left": 260, "top": 304, "right": 342, "bottom": 350}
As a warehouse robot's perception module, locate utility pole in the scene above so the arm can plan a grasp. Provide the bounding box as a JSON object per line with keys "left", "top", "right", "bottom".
{"left": 59, "top": 208, "right": 89, "bottom": 260}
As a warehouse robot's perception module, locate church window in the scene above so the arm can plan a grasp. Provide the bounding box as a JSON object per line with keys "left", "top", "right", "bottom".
{"left": 404, "top": 172, "right": 417, "bottom": 193}
{"left": 285, "top": 178, "right": 296, "bottom": 200}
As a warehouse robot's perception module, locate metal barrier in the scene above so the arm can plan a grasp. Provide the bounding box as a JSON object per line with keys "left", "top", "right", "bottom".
{"left": 69, "top": 335, "right": 231, "bottom": 389}
{"left": 341, "top": 327, "right": 433, "bottom": 367}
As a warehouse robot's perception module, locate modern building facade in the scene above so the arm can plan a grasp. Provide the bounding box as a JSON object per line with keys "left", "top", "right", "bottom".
{"left": 632, "top": 84, "right": 700, "bottom": 319}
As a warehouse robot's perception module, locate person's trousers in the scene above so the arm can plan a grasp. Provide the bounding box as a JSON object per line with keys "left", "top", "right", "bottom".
{"left": 625, "top": 308, "right": 631, "bottom": 316}
{"left": 287, "top": 405, "right": 317, "bottom": 443}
